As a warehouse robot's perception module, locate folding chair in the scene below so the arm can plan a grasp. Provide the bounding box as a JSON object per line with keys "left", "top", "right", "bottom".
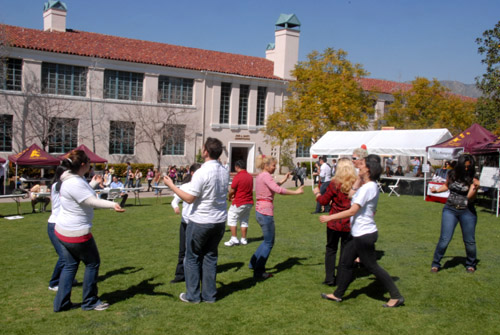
{"left": 377, "top": 181, "right": 385, "bottom": 193}
{"left": 106, "top": 188, "right": 122, "bottom": 202}
{"left": 388, "top": 179, "right": 400, "bottom": 197}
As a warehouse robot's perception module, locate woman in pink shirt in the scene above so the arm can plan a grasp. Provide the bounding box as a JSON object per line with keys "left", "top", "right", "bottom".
{"left": 250, "top": 155, "right": 304, "bottom": 279}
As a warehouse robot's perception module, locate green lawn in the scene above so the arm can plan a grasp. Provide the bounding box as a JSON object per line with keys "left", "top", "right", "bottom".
{"left": 1, "top": 191, "right": 499, "bottom": 335}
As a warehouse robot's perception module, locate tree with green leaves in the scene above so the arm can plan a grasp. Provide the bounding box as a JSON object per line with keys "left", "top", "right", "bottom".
{"left": 265, "top": 48, "right": 372, "bottom": 147}
{"left": 475, "top": 21, "right": 500, "bottom": 135}
{"left": 382, "top": 77, "right": 476, "bottom": 134}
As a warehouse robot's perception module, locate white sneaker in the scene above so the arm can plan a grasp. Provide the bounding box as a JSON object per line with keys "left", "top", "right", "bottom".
{"left": 93, "top": 302, "right": 110, "bottom": 311}
{"left": 240, "top": 238, "right": 248, "bottom": 245}
{"left": 48, "top": 286, "right": 58, "bottom": 292}
{"left": 224, "top": 238, "right": 240, "bottom": 247}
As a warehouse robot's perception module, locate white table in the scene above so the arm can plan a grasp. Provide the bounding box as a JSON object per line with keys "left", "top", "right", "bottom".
{"left": 152, "top": 185, "right": 170, "bottom": 203}
{"left": 0, "top": 194, "right": 27, "bottom": 215}
{"left": 380, "top": 176, "right": 426, "bottom": 196}
{"left": 121, "top": 187, "right": 144, "bottom": 205}
{"left": 97, "top": 187, "right": 144, "bottom": 205}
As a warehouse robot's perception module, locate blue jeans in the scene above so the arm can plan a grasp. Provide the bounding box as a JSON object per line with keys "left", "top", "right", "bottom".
{"left": 184, "top": 221, "right": 225, "bottom": 303}
{"left": 54, "top": 237, "right": 102, "bottom": 312}
{"left": 315, "top": 181, "right": 331, "bottom": 213}
{"left": 47, "top": 222, "right": 65, "bottom": 287}
{"left": 249, "top": 212, "right": 275, "bottom": 276}
{"left": 432, "top": 205, "right": 477, "bottom": 269}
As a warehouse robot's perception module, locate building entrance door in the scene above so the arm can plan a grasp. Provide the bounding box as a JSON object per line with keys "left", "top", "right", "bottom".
{"left": 230, "top": 147, "right": 249, "bottom": 172}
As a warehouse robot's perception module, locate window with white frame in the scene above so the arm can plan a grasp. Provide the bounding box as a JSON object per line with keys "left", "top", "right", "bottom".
{"left": 238, "top": 85, "right": 249, "bottom": 125}
{"left": 41, "top": 62, "right": 87, "bottom": 96}
{"left": 109, "top": 121, "right": 135, "bottom": 155}
{"left": 219, "top": 82, "right": 231, "bottom": 124}
{"left": 0, "top": 114, "right": 13, "bottom": 152}
{"left": 296, "top": 141, "right": 311, "bottom": 158}
{"left": 104, "top": 70, "right": 143, "bottom": 101}
{"left": 256, "top": 86, "right": 266, "bottom": 126}
{"left": 158, "top": 76, "right": 193, "bottom": 104}
{"left": 0, "top": 58, "right": 22, "bottom": 91}
{"left": 48, "top": 118, "right": 79, "bottom": 153}
{"left": 163, "top": 125, "right": 185, "bottom": 156}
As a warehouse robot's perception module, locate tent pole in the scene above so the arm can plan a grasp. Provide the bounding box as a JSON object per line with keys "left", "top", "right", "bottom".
{"left": 423, "top": 155, "right": 428, "bottom": 201}
{"left": 15, "top": 164, "right": 18, "bottom": 189}
{"left": 310, "top": 157, "right": 314, "bottom": 192}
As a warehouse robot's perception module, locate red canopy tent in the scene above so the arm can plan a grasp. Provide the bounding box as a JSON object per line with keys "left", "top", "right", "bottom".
{"left": 8, "top": 144, "right": 61, "bottom": 166}
{"left": 427, "top": 123, "right": 499, "bottom": 159}
{"left": 59, "top": 144, "right": 107, "bottom": 164}
{"left": 8, "top": 144, "right": 61, "bottom": 190}
{"left": 0, "top": 157, "right": 5, "bottom": 163}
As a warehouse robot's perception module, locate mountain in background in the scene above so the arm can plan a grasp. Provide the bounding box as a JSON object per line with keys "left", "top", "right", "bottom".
{"left": 401, "top": 80, "right": 482, "bottom": 98}
{"left": 439, "top": 81, "right": 482, "bottom": 98}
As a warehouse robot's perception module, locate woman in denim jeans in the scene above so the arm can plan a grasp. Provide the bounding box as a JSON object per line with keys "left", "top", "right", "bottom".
{"left": 53, "top": 150, "right": 125, "bottom": 312}
{"left": 250, "top": 155, "right": 304, "bottom": 279}
{"left": 430, "top": 154, "right": 480, "bottom": 273}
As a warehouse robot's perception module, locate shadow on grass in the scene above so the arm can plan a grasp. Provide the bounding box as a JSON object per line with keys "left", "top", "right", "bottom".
{"left": 342, "top": 276, "right": 401, "bottom": 302}
{"left": 99, "top": 266, "right": 144, "bottom": 282}
{"left": 217, "top": 262, "right": 245, "bottom": 274}
{"left": 246, "top": 236, "right": 263, "bottom": 243}
{"left": 442, "top": 256, "right": 479, "bottom": 270}
{"left": 216, "top": 257, "right": 308, "bottom": 301}
{"left": 271, "top": 256, "right": 308, "bottom": 274}
{"left": 100, "top": 277, "right": 172, "bottom": 304}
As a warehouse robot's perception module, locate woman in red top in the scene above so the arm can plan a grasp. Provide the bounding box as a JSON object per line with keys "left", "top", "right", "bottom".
{"left": 313, "top": 158, "right": 357, "bottom": 286}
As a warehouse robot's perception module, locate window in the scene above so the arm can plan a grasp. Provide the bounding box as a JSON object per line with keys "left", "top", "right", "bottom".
{"left": 104, "top": 70, "right": 143, "bottom": 101}
{"left": 219, "top": 82, "right": 231, "bottom": 124}
{"left": 0, "top": 58, "right": 22, "bottom": 91}
{"left": 0, "top": 114, "right": 13, "bottom": 152}
{"left": 238, "top": 85, "right": 249, "bottom": 125}
{"left": 158, "top": 76, "right": 193, "bottom": 104}
{"left": 41, "top": 63, "right": 87, "bottom": 96}
{"left": 296, "top": 141, "right": 311, "bottom": 158}
{"left": 256, "top": 86, "right": 267, "bottom": 126}
{"left": 163, "top": 125, "right": 186, "bottom": 156}
{"left": 48, "top": 118, "right": 79, "bottom": 153}
{"left": 109, "top": 121, "right": 135, "bottom": 155}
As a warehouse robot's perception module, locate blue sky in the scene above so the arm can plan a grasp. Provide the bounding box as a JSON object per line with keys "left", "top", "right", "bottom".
{"left": 1, "top": 0, "right": 497, "bottom": 84}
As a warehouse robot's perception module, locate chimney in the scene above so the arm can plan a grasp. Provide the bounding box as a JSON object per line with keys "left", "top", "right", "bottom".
{"left": 267, "top": 14, "right": 300, "bottom": 80}
{"left": 43, "top": 1, "right": 67, "bottom": 32}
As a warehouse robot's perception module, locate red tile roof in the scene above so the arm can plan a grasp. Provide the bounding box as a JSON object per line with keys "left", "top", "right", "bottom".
{"left": 0, "top": 24, "right": 477, "bottom": 102}
{"left": 1, "top": 24, "right": 278, "bottom": 80}
{"left": 359, "top": 78, "right": 476, "bottom": 102}
{"left": 358, "top": 78, "right": 412, "bottom": 94}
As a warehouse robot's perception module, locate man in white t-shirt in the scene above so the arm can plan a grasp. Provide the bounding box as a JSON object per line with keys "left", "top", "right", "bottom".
{"left": 164, "top": 137, "right": 229, "bottom": 303}
{"left": 313, "top": 156, "right": 332, "bottom": 214}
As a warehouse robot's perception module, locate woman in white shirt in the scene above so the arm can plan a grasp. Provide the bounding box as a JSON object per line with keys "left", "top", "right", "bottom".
{"left": 319, "top": 154, "right": 404, "bottom": 308}
{"left": 169, "top": 163, "right": 201, "bottom": 283}
{"left": 47, "top": 166, "right": 67, "bottom": 291}
{"left": 53, "top": 150, "right": 124, "bottom": 312}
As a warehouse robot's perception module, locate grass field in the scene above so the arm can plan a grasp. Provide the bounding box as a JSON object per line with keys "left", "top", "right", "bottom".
{"left": 1, "top": 190, "right": 499, "bottom": 335}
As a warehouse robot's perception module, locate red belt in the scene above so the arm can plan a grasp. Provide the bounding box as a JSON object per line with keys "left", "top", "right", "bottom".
{"left": 256, "top": 199, "right": 273, "bottom": 203}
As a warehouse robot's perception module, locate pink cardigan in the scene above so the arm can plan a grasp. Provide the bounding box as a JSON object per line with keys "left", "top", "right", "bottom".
{"left": 255, "top": 171, "right": 287, "bottom": 216}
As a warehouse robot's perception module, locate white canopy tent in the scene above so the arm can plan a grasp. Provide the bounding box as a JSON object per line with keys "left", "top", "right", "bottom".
{"left": 310, "top": 129, "right": 453, "bottom": 198}
{"left": 310, "top": 129, "right": 452, "bottom": 157}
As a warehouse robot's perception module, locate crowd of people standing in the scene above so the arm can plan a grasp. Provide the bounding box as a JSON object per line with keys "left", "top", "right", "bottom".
{"left": 41, "top": 137, "right": 486, "bottom": 311}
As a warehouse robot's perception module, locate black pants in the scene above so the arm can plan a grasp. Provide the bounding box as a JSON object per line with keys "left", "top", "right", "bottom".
{"left": 174, "top": 221, "right": 187, "bottom": 279}
{"left": 324, "top": 229, "right": 350, "bottom": 284}
{"left": 334, "top": 232, "right": 402, "bottom": 300}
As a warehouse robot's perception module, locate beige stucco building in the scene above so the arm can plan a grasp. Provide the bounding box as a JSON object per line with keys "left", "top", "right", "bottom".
{"left": 1, "top": 3, "right": 304, "bottom": 173}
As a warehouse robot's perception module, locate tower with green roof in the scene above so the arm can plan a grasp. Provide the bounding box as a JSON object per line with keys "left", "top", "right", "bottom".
{"left": 265, "top": 14, "right": 301, "bottom": 80}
